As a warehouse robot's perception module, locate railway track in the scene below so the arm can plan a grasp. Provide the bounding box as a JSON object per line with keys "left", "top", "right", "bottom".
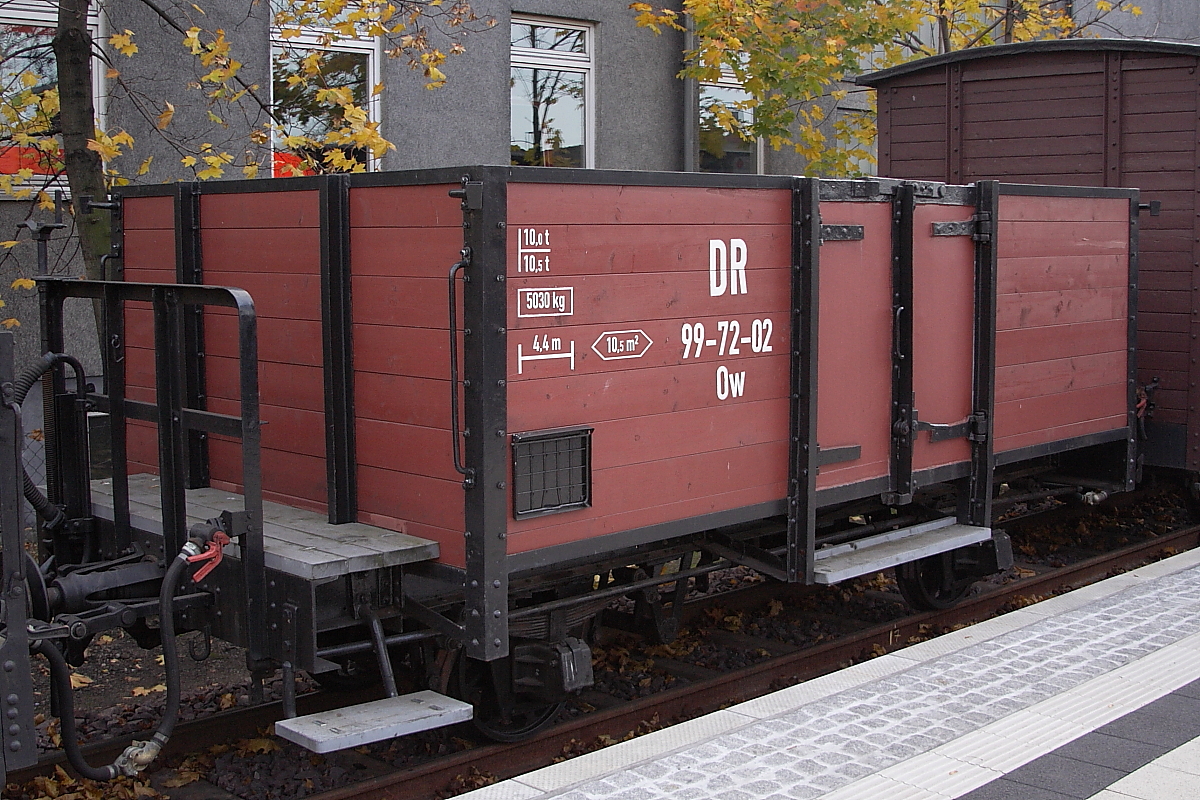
{"left": 307, "top": 520, "right": 1200, "bottom": 800}
{"left": 11, "top": 498, "right": 1197, "bottom": 800}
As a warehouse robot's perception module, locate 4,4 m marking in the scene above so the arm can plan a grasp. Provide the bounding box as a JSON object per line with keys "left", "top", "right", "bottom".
{"left": 517, "top": 335, "right": 575, "bottom": 374}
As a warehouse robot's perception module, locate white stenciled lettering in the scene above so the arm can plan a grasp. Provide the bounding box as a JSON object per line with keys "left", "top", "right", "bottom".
{"left": 751, "top": 318, "right": 773, "bottom": 352}
{"left": 709, "top": 240, "right": 727, "bottom": 297}
{"left": 715, "top": 365, "right": 746, "bottom": 400}
{"left": 730, "top": 238, "right": 747, "bottom": 295}
{"left": 727, "top": 320, "right": 741, "bottom": 355}
{"left": 517, "top": 228, "right": 551, "bottom": 273}
{"left": 709, "top": 238, "right": 748, "bottom": 296}
{"left": 681, "top": 322, "right": 706, "bottom": 359}
{"left": 682, "top": 318, "right": 771, "bottom": 359}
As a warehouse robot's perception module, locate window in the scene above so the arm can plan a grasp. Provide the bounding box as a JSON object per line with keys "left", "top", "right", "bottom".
{"left": 0, "top": 2, "right": 103, "bottom": 189}
{"left": 698, "top": 72, "right": 762, "bottom": 175}
{"left": 510, "top": 16, "right": 593, "bottom": 169}
{"left": 270, "top": 20, "right": 380, "bottom": 175}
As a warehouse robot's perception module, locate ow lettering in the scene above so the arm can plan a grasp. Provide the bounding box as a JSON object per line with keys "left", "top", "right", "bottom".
{"left": 716, "top": 366, "right": 746, "bottom": 401}
{"left": 709, "top": 239, "right": 748, "bottom": 297}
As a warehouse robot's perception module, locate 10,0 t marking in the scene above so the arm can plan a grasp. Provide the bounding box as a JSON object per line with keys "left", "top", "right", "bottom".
{"left": 680, "top": 318, "right": 773, "bottom": 359}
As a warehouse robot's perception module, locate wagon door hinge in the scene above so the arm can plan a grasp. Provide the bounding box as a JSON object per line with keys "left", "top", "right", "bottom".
{"left": 911, "top": 410, "right": 987, "bottom": 443}
{"left": 968, "top": 411, "right": 989, "bottom": 442}
{"left": 931, "top": 211, "right": 992, "bottom": 242}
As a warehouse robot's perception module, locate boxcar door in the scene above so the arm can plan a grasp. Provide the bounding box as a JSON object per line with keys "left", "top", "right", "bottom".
{"left": 813, "top": 194, "right": 894, "bottom": 499}
{"left": 910, "top": 198, "right": 977, "bottom": 479}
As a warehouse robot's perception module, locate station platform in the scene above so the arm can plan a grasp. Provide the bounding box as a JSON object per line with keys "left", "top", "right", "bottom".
{"left": 460, "top": 547, "right": 1200, "bottom": 800}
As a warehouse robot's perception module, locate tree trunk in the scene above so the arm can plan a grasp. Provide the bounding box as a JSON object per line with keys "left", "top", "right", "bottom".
{"left": 54, "top": 0, "right": 109, "bottom": 340}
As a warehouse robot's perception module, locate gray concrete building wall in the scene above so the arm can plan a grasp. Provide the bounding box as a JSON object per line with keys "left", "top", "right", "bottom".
{"left": 105, "top": 0, "right": 273, "bottom": 184}
{"left": 380, "top": 1, "right": 687, "bottom": 172}
{"left": 1078, "top": 0, "right": 1200, "bottom": 42}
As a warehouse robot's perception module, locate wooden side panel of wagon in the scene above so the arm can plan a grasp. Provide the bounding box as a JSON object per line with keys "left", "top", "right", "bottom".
{"left": 121, "top": 186, "right": 333, "bottom": 513}
{"left": 503, "top": 182, "right": 793, "bottom": 556}
{"left": 200, "top": 189, "right": 328, "bottom": 512}
{"left": 812, "top": 200, "right": 892, "bottom": 493}
{"left": 993, "top": 188, "right": 1134, "bottom": 461}
{"left": 348, "top": 183, "right": 468, "bottom": 565}
{"left": 120, "top": 193, "right": 176, "bottom": 475}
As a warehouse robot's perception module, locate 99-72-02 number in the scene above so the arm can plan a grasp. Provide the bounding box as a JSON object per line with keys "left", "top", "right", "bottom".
{"left": 680, "top": 318, "right": 772, "bottom": 359}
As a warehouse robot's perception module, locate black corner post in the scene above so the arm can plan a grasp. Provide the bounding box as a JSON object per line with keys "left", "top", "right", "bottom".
{"left": 886, "top": 183, "right": 916, "bottom": 506}
{"left": 966, "top": 181, "right": 999, "bottom": 526}
{"left": 37, "top": 279, "right": 71, "bottom": 563}
{"left": 458, "top": 170, "right": 510, "bottom": 661}
{"left": 0, "top": 332, "right": 38, "bottom": 779}
{"left": 174, "top": 181, "right": 209, "bottom": 489}
{"left": 788, "top": 178, "right": 820, "bottom": 584}
{"left": 103, "top": 279, "right": 131, "bottom": 557}
{"left": 1124, "top": 192, "right": 1141, "bottom": 489}
{"left": 152, "top": 286, "right": 190, "bottom": 559}
{"left": 320, "top": 175, "right": 357, "bottom": 523}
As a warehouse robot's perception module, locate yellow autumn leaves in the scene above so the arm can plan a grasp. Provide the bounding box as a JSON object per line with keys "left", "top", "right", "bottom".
{"left": 633, "top": 0, "right": 1144, "bottom": 177}
{"left": 1, "top": 3, "right": 486, "bottom": 197}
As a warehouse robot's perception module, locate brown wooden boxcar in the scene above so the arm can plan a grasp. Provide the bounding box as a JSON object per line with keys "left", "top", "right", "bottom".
{"left": 100, "top": 168, "right": 1137, "bottom": 676}
{"left": 858, "top": 39, "right": 1199, "bottom": 472}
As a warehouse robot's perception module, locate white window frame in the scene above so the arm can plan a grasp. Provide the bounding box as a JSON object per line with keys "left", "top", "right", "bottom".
{"left": 699, "top": 68, "right": 764, "bottom": 175}
{"left": 510, "top": 14, "right": 595, "bottom": 169}
{"left": 0, "top": 1, "right": 105, "bottom": 195}
{"left": 268, "top": 24, "right": 382, "bottom": 173}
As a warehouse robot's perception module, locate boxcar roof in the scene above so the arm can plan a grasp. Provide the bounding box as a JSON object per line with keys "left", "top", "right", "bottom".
{"left": 857, "top": 38, "right": 1200, "bottom": 86}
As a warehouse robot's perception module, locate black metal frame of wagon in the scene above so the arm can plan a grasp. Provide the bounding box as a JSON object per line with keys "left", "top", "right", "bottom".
{"left": 37, "top": 279, "right": 269, "bottom": 667}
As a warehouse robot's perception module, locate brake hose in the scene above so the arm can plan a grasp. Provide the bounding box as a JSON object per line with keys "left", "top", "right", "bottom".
{"left": 33, "top": 541, "right": 198, "bottom": 779}
{"left": 12, "top": 351, "right": 88, "bottom": 530}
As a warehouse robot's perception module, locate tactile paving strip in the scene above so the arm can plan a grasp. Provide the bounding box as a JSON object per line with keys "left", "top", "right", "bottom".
{"left": 460, "top": 549, "right": 1200, "bottom": 800}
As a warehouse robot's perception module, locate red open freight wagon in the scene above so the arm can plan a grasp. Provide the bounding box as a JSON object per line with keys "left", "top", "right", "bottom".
{"left": 40, "top": 168, "right": 1137, "bottom": 745}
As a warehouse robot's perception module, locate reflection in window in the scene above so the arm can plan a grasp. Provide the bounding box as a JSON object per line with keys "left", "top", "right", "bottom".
{"left": 510, "top": 67, "right": 585, "bottom": 167}
{"left": 271, "top": 45, "right": 370, "bottom": 175}
{"left": 0, "top": 24, "right": 57, "bottom": 175}
{"left": 511, "top": 17, "right": 592, "bottom": 168}
{"left": 699, "top": 83, "right": 759, "bottom": 174}
{"left": 510, "top": 22, "right": 585, "bottom": 53}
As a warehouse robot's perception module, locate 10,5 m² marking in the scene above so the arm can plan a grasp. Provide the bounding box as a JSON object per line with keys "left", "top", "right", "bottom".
{"left": 591, "top": 329, "right": 653, "bottom": 361}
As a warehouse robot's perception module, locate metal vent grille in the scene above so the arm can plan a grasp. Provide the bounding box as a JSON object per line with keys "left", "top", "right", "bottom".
{"left": 512, "top": 427, "right": 593, "bottom": 518}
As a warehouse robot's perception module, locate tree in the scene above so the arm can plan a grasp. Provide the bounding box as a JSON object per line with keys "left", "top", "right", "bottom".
{"left": 632, "top": 0, "right": 1144, "bottom": 176}
{"left": 0, "top": 0, "right": 491, "bottom": 326}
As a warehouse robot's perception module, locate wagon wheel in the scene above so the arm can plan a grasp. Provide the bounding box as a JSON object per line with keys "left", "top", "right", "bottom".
{"left": 450, "top": 653, "right": 563, "bottom": 742}
{"left": 894, "top": 552, "right": 973, "bottom": 611}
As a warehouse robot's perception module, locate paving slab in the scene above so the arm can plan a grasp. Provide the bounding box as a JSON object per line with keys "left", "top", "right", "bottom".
{"left": 457, "top": 549, "right": 1200, "bottom": 800}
